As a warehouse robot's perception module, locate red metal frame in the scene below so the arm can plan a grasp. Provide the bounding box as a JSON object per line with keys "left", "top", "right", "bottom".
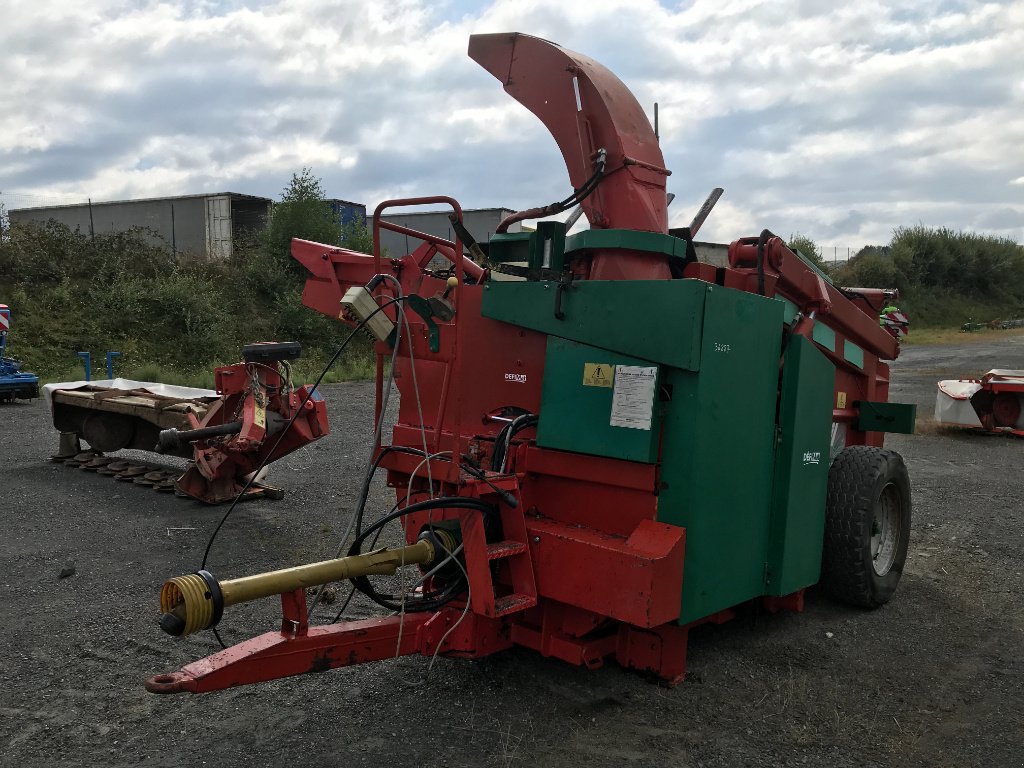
{"left": 942, "top": 371, "right": 1024, "bottom": 435}
{"left": 147, "top": 33, "right": 897, "bottom": 693}
{"left": 176, "top": 359, "right": 329, "bottom": 503}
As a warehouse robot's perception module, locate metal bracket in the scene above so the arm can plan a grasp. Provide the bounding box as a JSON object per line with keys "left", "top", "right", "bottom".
{"left": 406, "top": 294, "right": 441, "bottom": 353}
{"left": 554, "top": 272, "right": 575, "bottom": 320}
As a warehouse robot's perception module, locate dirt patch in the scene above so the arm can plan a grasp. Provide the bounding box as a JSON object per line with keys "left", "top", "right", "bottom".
{"left": 1, "top": 336, "right": 1022, "bottom": 767}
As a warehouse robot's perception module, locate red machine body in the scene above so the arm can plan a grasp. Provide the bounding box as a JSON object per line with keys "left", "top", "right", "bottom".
{"left": 147, "top": 34, "right": 902, "bottom": 693}
{"left": 936, "top": 369, "right": 1024, "bottom": 435}
{"left": 175, "top": 353, "right": 329, "bottom": 504}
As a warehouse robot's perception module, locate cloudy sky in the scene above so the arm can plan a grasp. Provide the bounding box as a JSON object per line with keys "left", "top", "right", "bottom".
{"left": 2, "top": 0, "right": 1022, "bottom": 250}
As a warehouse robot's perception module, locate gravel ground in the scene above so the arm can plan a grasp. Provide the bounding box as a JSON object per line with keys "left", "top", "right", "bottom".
{"left": 1, "top": 333, "right": 1022, "bottom": 768}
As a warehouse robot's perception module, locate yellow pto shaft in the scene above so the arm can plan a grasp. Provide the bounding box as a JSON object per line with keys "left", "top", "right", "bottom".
{"left": 159, "top": 538, "right": 440, "bottom": 637}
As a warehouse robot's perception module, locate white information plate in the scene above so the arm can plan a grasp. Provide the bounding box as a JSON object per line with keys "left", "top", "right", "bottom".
{"left": 610, "top": 365, "right": 657, "bottom": 430}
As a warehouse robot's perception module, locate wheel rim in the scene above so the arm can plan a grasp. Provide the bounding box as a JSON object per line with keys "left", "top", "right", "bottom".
{"left": 871, "top": 482, "right": 902, "bottom": 576}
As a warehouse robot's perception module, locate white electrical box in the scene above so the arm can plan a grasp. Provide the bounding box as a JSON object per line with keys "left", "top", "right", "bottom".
{"left": 341, "top": 286, "right": 395, "bottom": 342}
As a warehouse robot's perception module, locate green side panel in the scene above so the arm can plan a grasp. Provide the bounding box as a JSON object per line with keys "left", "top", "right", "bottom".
{"left": 656, "top": 287, "right": 785, "bottom": 624}
{"left": 481, "top": 279, "right": 707, "bottom": 371}
{"left": 857, "top": 401, "right": 917, "bottom": 434}
{"left": 843, "top": 339, "right": 865, "bottom": 369}
{"left": 488, "top": 232, "right": 532, "bottom": 264}
{"left": 775, "top": 296, "right": 799, "bottom": 324}
{"left": 811, "top": 322, "right": 835, "bottom": 352}
{"left": 564, "top": 229, "right": 690, "bottom": 260}
{"left": 487, "top": 223, "right": 567, "bottom": 272}
{"left": 766, "top": 336, "right": 834, "bottom": 596}
{"left": 537, "top": 338, "right": 661, "bottom": 463}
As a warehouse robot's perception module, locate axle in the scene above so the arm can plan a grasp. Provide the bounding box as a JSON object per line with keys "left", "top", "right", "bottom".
{"left": 155, "top": 420, "right": 244, "bottom": 453}
{"left": 158, "top": 529, "right": 457, "bottom": 637}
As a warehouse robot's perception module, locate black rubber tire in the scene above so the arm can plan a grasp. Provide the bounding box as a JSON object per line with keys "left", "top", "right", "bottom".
{"left": 821, "top": 446, "right": 912, "bottom": 608}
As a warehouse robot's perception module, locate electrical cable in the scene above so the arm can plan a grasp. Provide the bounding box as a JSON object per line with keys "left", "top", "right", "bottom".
{"left": 346, "top": 496, "right": 496, "bottom": 612}
{"left": 302, "top": 274, "right": 495, "bottom": 682}
{"left": 308, "top": 273, "right": 429, "bottom": 621}
{"left": 490, "top": 412, "right": 537, "bottom": 472}
{"left": 306, "top": 281, "right": 407, "bottom": 618}
{"left": 323, "top": 443, "right": 516, "bottom": 623}
{"left": 412, "top": 543, "right": 464, "bottom": 587}
{"left": 500, "top": 414, "right": 537, "bottom": 473}
{"left": 198, "top": 295, "right": 408, "bottom": 573}
{"left": 342, "top": 439, "right": 519, "bottom": 635}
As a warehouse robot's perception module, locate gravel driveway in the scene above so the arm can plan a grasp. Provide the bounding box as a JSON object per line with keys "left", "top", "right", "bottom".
{"left": 1, "top": 333, "right": 1022, "bottom": 767}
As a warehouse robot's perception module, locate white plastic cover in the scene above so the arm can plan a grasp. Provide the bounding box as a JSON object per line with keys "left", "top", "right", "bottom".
{"left": 44, "top": 378, "right": 217, "bottom": 407}
{"left": 935, "top": 380, "right": 982, "bottom": 427}
{"left": 936, "top": 380, "right": 982, "bottom": 401}
{"left": 985, "top": 369, "right": 1024, "bottom": 383}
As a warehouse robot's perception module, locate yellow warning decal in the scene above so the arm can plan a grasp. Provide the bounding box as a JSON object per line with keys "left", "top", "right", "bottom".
{"left": 254, "top": 401, "right": 267, "bottom": 429}
{"left": 837, "top": 391, "right": 847, "bottom": 409}
{"left": 583, "top": 363, "right": 614, "bottom": 388}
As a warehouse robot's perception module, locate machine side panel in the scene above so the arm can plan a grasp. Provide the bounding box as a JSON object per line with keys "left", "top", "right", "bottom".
{"left": 537, "top": 337, "right": 661, "bottom": 463}
{"left": 657, "top": 286, "right": 784, "bottom": 624}
{"left": 481, "top": 279, "right": 705, "bottom": 371}
{"left": 765, "top": 335, "right": 833, "bottom": 596}
{"left": 392, "top": 284, "right": 547, "bottom": 438}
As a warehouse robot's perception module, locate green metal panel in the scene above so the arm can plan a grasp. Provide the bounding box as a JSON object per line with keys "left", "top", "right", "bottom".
{"left": 481, "top": 279, "right": 707, "bottom": 371}
{"left": 537, "top": 338, "right": 662, "bottom": 463}
{"left": 532, "top": 221, "right": 567, "bottom": 272}
{"left": 564, "top": 229, "right": 690, "bottom": 260}
{"left": 775, "top": 296, "right": 799, "bottom": 324}
{"left": 857, "top": 401, "right": 917, "bottom": 434}
{"left": 811, "top": 322, "right": 835, "bottom": 352}
{"left": 765, "top": 335, "right": 834, "bottom": 596}
{"left": 487, "top": 223, "right": 567, "bottom": 272}
{"left": 656, "top": 286, "right": 785, "bottom": 624}
{"left": 488, "top": 232, "right": 532, "bottom": 264}
{"left": 843, "top": 339, "right": 865, "bottom": 369}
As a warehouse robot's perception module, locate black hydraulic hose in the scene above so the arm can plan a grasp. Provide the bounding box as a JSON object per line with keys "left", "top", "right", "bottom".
{"left": 346, "top": 496, "right": 496, "bottom": 613}
{"left": 496, "top": 149, "right": 607, "bottom": 233}
{"left": 756, "top": 228, "right": 776, "bottom": 297}
{"left": 491, "top": 413, "right": 537, "bottom": 472}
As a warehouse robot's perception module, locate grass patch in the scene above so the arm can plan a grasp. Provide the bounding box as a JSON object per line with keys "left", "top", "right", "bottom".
{"left": 904, "top": 327, "right": 1024, "bottom": 346}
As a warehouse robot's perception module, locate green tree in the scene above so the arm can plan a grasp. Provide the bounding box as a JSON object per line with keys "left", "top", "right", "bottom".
{"left": 788, "top": 233, "right": 829, "bottom": 273}
{"left": 835, "top": 252, "right": 901, "bottom": 289}
{"left": 340, "top": 216, "right": 374, "bottom": 254}
{"left": 260, "top": 168, "right": 341, "bottom": 271}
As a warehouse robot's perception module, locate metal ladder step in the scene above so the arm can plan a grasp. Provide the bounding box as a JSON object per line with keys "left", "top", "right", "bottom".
{"left": 486, "top": 540, "right": 529, "bottom": 560}
{"left": 493, "top": 593, "right": 537, "bottom": 617}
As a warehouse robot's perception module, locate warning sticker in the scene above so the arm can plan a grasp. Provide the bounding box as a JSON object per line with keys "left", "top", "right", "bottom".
{"left": 837, "top": 391, "right": 847, "bottom": 409}
{"left": 610, "top": 366, "right": 657, "bottom": 430}
{"left": 582, "top": 363, "right": 614, "bottom": 388}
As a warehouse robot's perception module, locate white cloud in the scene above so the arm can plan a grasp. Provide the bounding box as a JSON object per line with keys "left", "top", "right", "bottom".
{"left": 1, "top": 0, "right": 1022, "bottom": 247}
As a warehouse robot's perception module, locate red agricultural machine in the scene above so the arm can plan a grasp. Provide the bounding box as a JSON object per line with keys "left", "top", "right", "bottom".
{"left": 148, "top": 33, "right": 916, "bottom": 694}
{"left": 935, "top": 369, "right": 1024, "bottom": 435}
{"left": 49, "top": 342, "right": 328, "bottom": 503}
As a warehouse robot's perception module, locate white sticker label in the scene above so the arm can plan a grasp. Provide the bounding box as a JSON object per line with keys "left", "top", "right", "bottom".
{"left": 504, "top": 373, "right": 527, "bottom": 383}
{"left": 610, "top": 365, "right": 657, "bottom": 430}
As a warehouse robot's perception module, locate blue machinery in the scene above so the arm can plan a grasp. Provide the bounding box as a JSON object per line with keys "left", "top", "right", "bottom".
{"left": 0, "top": 304, "right": 39, "bottom": 402}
